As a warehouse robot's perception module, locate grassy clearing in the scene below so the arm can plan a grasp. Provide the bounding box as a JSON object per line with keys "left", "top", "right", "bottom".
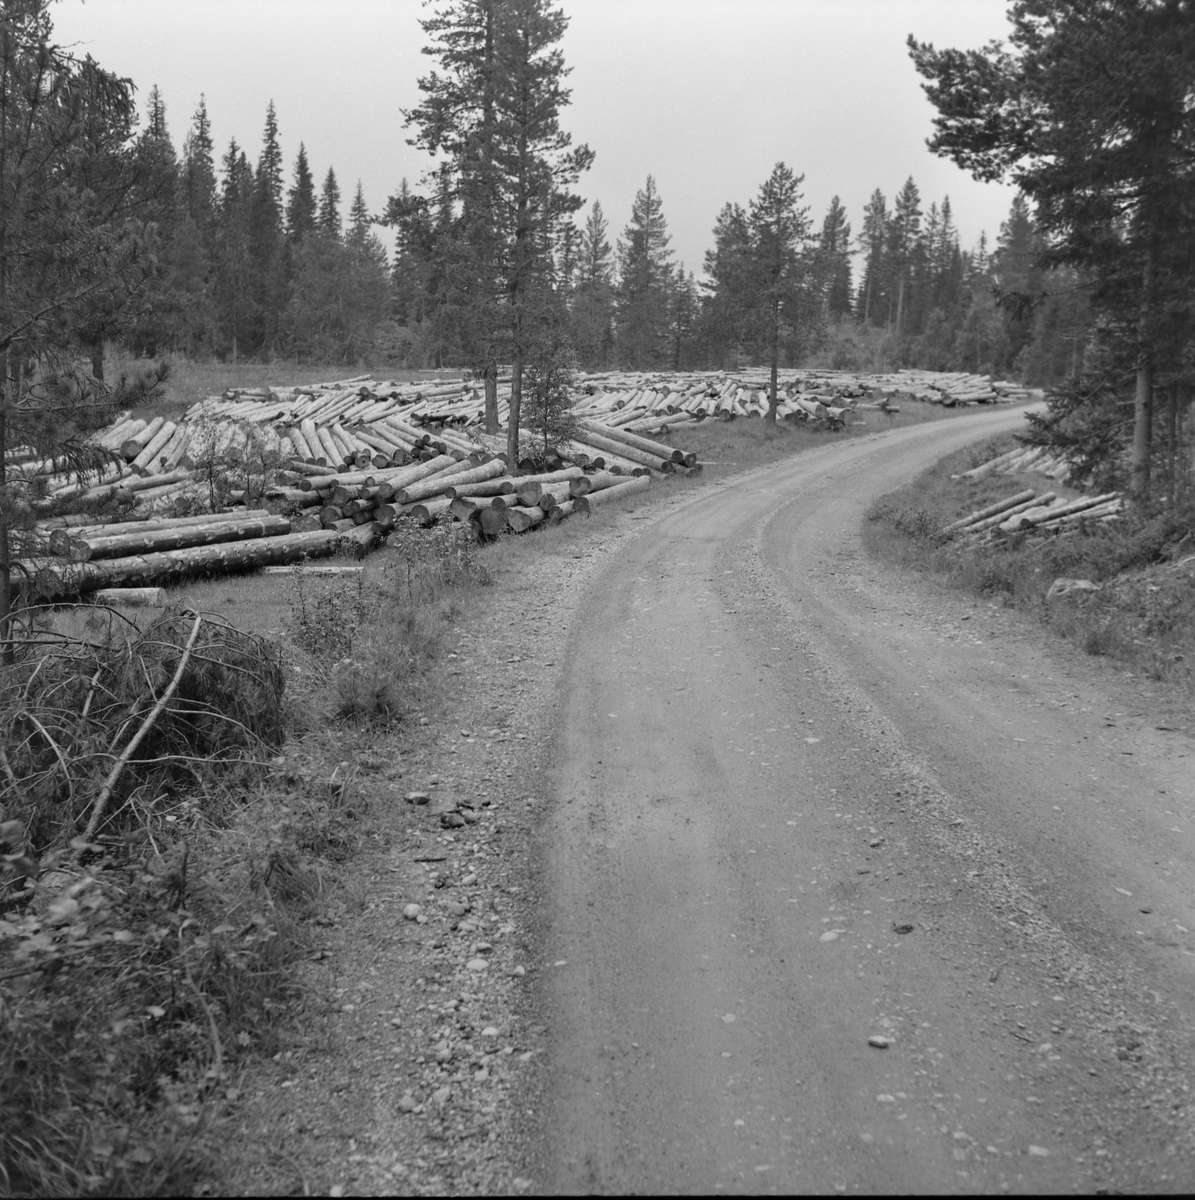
{"left": 865, "top": 437, "right": 1195, "bottom": 699}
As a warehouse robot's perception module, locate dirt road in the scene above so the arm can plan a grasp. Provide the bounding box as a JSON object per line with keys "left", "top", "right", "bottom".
{"left": 534, "top": 411, "right": 1195, "bottom": 1194}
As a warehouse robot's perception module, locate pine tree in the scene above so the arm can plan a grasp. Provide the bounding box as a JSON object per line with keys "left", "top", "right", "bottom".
{"left": 248, "top": 102, "right": 286, "bottom": 352}
{"left": 489, "top": 0, "right": 592, "bottom": 462}
{"left": 615, "top": 175, "right": 673, "bottom": 368}
{"left": 180, "top": 96, "right": 217, "bottom": 245}
{"left": 318, "top": 167, "right": 342, "bottom": 238}
{"left": 214, "top": 139, "right": 257, "bottom": 360}
{"left": 0, "top": 0, "right": 158, "bottom": 649}
{"left": 666, "top": 265, "right": 699, "bottom": 371}
{"left": 855, "top": 189, "right": 888, "bottom": 325}
{"left": 910, "top": 0, "right": 1195, "bottom": 497}
{"left": 701, "top": 201, "right": 752, "bottom": 368}
{"left": 746, "top": 162, "right": 816, "bottom": 422}
{"left": 886, "top": 177, "right": 922, "bottom": 335}
{"left": 348, "top": 181, "right": 372, "bottom": 246}
{"left": 819, "top": 196, "right": 853, "bottom": 319}
{"left": 570, "top": 200, "right": 615, "bottom": 368}
{"left": 286, "top": 143, "right": 318, "bottom": 243}
{"left": 117, "top": 84, "right": 185, "bottom": 360}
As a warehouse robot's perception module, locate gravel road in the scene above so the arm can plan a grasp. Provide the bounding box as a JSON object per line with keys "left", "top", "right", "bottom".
{"left": 529, "top": 409, "right": 1195, "bottom": 1194}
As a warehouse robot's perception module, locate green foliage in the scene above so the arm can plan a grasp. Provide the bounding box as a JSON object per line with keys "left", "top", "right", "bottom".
{"left": 615, "top": 175, "right": 674, "bottom": 368}
{"left": 286, "top": 523, "right": 490, "bottom": 722}
{"left": 519, "top": 330, "right": 580, "bottom": 465}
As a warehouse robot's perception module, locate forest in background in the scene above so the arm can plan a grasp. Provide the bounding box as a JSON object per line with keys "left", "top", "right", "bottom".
{"left": 89, "top": 86, "right": 1085, "bottom": 386}
{"left": 1, "top": 0, "right": 1191, "bottom": 493}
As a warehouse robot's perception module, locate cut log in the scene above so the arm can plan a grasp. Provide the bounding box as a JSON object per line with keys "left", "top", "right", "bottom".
{"left": 338, "top": 521, "right": 384, "bottom": 558}
{"left": 394, "top": 457, "right": 505, "bottom": 504}
{"left": 66, "top": 514, "right": 293, "bottom": 562}
{"left": 93, "top": 587, "right": 168, "bottom": 607}
{"left": 263, "top": 564, "right": 364, "bottom": 575}
{"left": 504, "top": 505, "right": 546, "bottom": 533}
{"left": 24, "top": 529, "right": 343, "bottom": 598}
{"left": 477, "top": 507, "right": 507, "bottom": 539}
{"left": 444, "top": 476, "right": 516, "bottom": 499}
{"left": 943, "top": 489, "right": 1037, "bottom": 534}
{"left": 130, "top": 421, "right": 177, "bottom": 474}
{"left": 580, "top": 419, "right": 694, "bottom": 466}
{"left": 547, "top": 497, "right": 589, "bottom": 522}
{"left": 515, "top": 480, "right": 543, "bottom": 506}
{"left": 410, "top": 496, "right": 453, "bottom": 522}
{"left": 583, "top": 476, "right": 651, "bottom": 507}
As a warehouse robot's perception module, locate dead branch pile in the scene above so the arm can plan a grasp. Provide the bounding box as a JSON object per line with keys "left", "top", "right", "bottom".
{"left": 0, "top": 606, "right": 284, "bottom": 851}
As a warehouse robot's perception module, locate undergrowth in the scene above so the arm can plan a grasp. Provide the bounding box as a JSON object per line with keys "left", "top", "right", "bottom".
{"left": 287, "top": 519, "right": 490, "bottom": 721}
{"left": 865, "top": 439, "right": 1195, "bottom": 695}
{"left": 2, "top": 522, "right": 489, "bottom": 1196}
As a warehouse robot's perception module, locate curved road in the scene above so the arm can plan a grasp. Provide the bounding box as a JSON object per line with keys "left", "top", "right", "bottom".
{"left": 535, "top": 410, "right": 1195, "bottom": 1194}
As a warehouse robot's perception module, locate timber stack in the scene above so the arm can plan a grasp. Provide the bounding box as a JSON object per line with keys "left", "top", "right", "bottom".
{"left": 9, "top": 366, "right": 1043, "bottom": 597}
{"left": 946, "top": 443, "right": 1124, "bottom": 543}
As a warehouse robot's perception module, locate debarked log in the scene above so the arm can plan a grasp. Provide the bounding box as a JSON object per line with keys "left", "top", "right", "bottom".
{"left": 20, "top": 529, "right": 342, "bottom": 598}
{"left": 64, "top": 514, "right": 293, "bottom": 561}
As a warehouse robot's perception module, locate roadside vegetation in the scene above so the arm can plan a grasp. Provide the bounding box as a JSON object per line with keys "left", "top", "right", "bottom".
{"left": 0, "top": 524, "right": 493, "bottom": 1197}
{"left": 866, "top": 437, "right": 1195, "bottom": 699}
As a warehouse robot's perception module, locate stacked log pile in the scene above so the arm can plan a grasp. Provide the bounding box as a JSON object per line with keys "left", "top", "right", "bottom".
{"left": 945, "top": 488, "right": 1124, "bottom": 543}
{"left": 959, "top": 443, "right": 1079, "bottom": 484}
{"left": 11, "top": 366, "right": 1043, "bottom": 595}
{"left": 945, "top": 440, "right": 1126, "bottom": 543}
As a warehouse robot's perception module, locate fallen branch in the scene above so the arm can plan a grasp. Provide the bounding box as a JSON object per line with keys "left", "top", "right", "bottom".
{"left": 80, "top": 610, "right": 204, "bottom": 847}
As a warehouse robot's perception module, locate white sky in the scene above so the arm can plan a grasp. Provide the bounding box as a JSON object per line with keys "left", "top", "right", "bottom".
{"left": 53, "top": 0, "right": 1019, "bottom": 276}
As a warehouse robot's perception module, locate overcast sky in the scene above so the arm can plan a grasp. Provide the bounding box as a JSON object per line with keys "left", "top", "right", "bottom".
{"left": 53, "top": 0, "right": 1020, "bottom": 275}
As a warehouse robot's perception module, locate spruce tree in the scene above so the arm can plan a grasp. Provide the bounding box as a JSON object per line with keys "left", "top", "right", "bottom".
{"left": 488, "top": 0, "right": 592, "bottom": 463}
{"left": 249, "top": 102, "right": 286, "bottom": 352}
{"left": 886, "top": 177, "right": 922, "bottom": 335}
{"left": 615, "top": 175, "right": 673, "bottom": 369}
{"left": 910, "top": 0, "right": 1195, "bottom": 497}
{"left": 318, "top": 167, "right": 342, "bottom": 238}
{"left": 180, "top": 97, "right": 218, "bottom": 247}
{"left": 855, "top": 189, "right": 888, "bottom": 325}
{"left": 214, "top": 139, "right": 257, "bottom": 360}
{"left": 570, "top": 200, "right": 615, "bottom": 368}
{"left": 819, "top": 196, "right": 853, "bottom": 319}
{"left": 286, "top": 143, "right": 318, "bottom": 243}
{"left": 701, "top": 201, "right": 752, "bottom": 368}
{"left": 0, "top": 0, "right": 158, "bottom": 649}
{"left": 746, "top": 162, "right": 816, "bottom": 423}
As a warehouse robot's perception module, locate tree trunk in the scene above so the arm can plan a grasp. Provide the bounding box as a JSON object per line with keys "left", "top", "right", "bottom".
{"left": 90, "top": 342, "right": 104, "bottom": 383}
{"left": 1168, "top": 384, "right": 1179, "bottom": 504}
{"left": 766, "top": 294, "right": 780, "bottom": 426}
{"left": 507, "top": 346, "right": 522, "bottom": 468}
{"left": 0, "top": 379, "right": 12, "bottom": 665}
{"left": 1131, "top": 242, "right": 1157, "bottom": 500}
{"left": 484, "top": 361, "right": 499, "bottom": 434}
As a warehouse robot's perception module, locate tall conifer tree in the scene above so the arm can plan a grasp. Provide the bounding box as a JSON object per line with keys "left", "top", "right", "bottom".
{"left": 615, "top": 175, "right": 673, "bottom": 368}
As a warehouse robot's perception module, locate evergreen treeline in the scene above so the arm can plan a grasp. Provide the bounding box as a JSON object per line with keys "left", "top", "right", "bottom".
{"left": 126, "top": 83, "right": 1091, "bottom": 388}
{"left": 6, "top": 0, "right": 1191, "bottom": 499}
{"left": 118, "top": 90, "right": 391, "bottom": 367}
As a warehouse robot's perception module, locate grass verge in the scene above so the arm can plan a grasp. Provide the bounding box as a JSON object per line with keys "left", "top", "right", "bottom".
{"left": 0, "top": 525, "right": 491, "bottom": 1197}
{"left": 864, "top": 437, "right": 1195, "bottom": 698}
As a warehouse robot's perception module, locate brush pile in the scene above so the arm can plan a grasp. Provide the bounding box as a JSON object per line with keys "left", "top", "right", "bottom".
{"left": 0, "top": 606, "right": 283, "bottom": 847}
